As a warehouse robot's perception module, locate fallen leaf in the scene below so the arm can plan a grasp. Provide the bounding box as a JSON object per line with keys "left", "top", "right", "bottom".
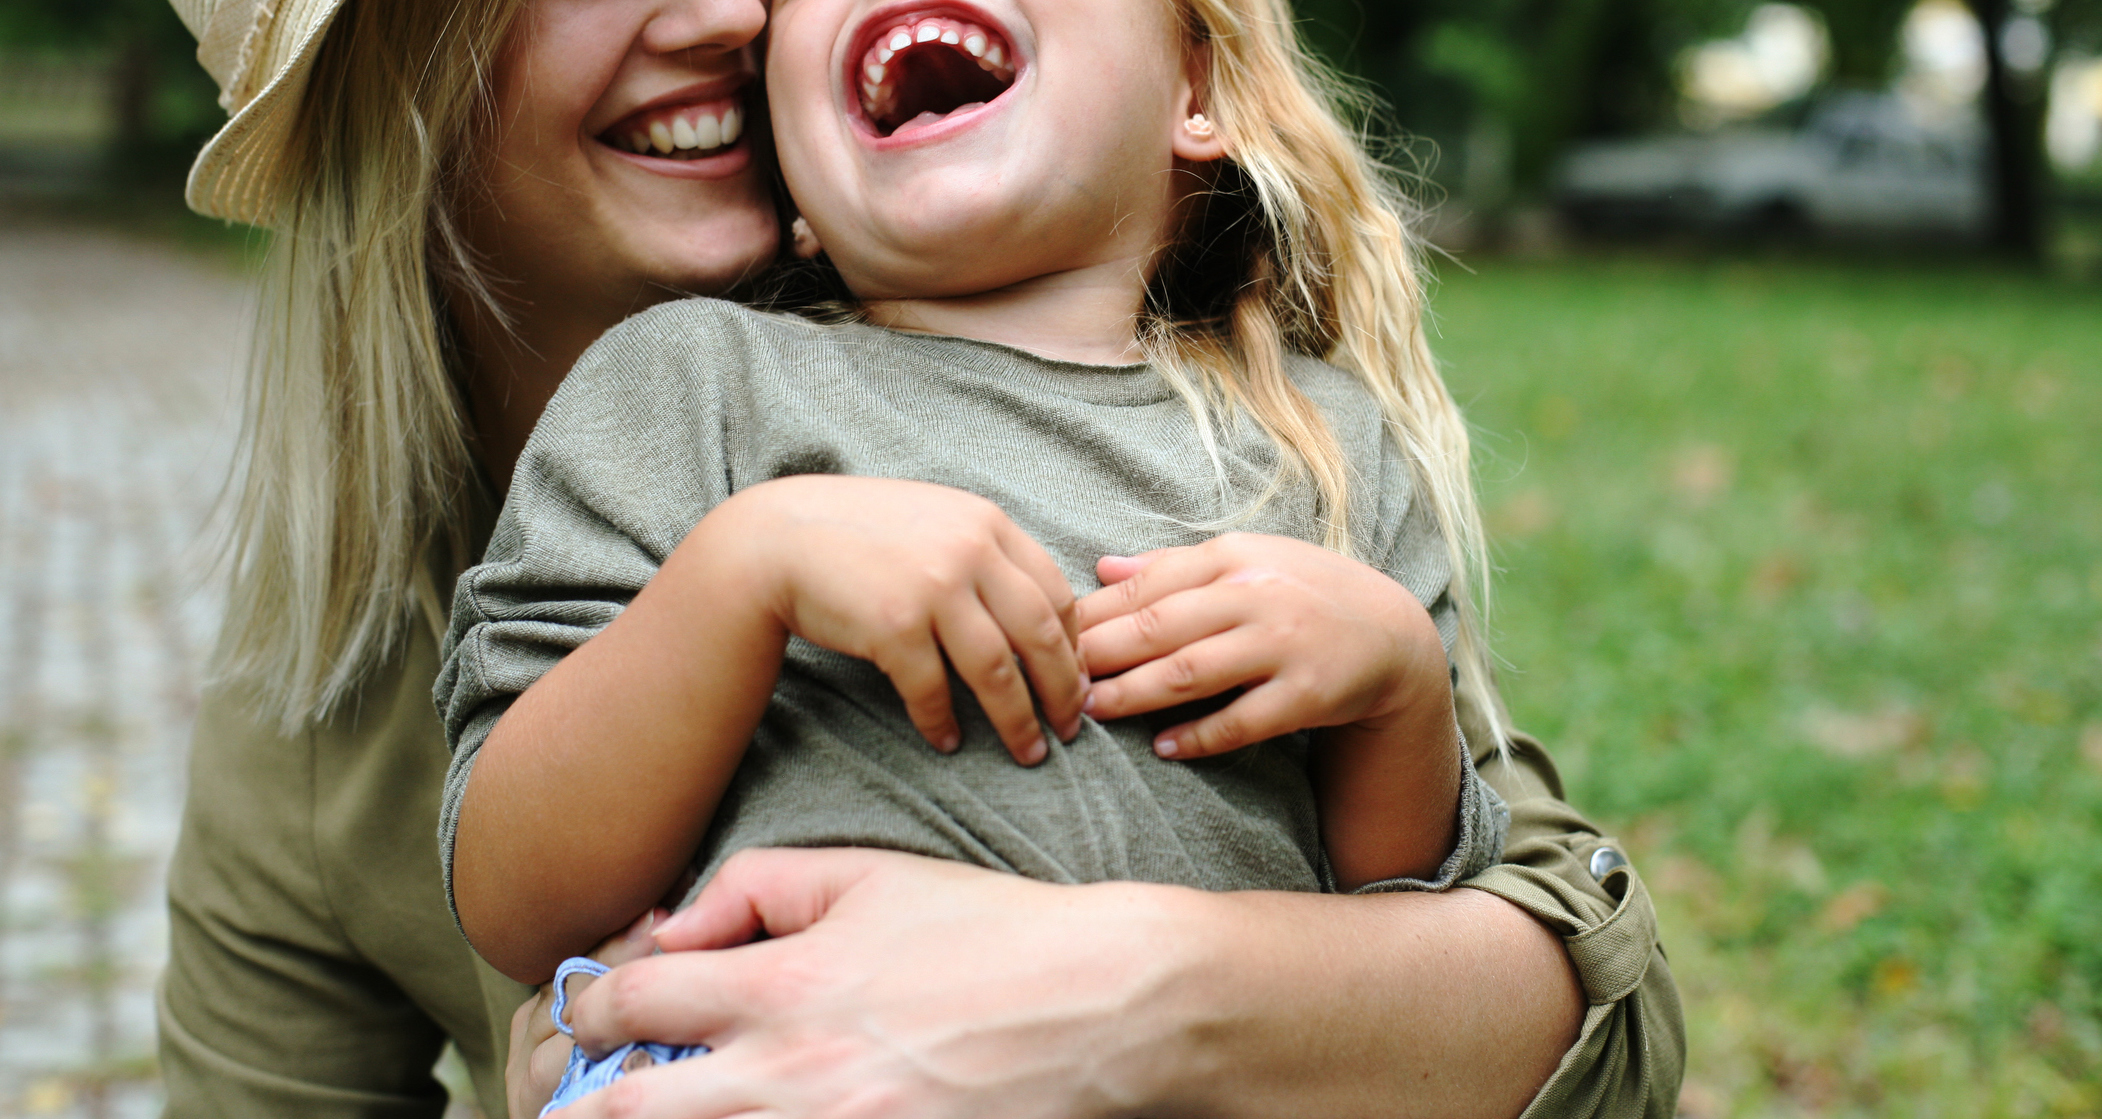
{"left": 1671, "top": 444, "right": 1734, "bottom": 506}
{"left": 1818, "top": 881, "right": 1888, "bottom": 934}
{"left": 1873, "top": 957, "right": 1919, "bottom": 997}
{"left": 1806, "top": 705, "right": 1926, "bottom": 759}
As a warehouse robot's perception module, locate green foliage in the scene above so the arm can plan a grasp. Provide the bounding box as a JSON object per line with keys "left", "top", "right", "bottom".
{"left": 1797, "top": 0, "right": 1916, "bottom": 84}
{"left": 1293, "top": 0, "right": 1755, "bottom": 188}
{"left": 1440, "top": 255, "right": 2102, "bottom": 1114}
{"left": 0, "top": 0, "right": 223, "bottom": 173}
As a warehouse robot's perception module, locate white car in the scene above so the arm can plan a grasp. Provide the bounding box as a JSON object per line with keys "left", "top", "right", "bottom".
{"left": 1557, "top": 93, "right": 1990, "bottom": 240}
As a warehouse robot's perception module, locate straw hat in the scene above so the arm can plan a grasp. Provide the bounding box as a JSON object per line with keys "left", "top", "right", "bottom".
{"left": 171, "top": 0, "right": 351, "bottom": 226}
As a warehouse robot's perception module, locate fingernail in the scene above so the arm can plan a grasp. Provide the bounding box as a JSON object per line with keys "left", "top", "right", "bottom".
{"left": 1082, "top": 690, "right": 1097, "bottom": 715}
{"left": 940, "top": 731, "right": 961, "bottom": 753}
{"left": 1155, "top": 735, "right": 1178, "bottom": 758}
{"left": 1060, "top": 718, "right": 1082, "bottom": 741}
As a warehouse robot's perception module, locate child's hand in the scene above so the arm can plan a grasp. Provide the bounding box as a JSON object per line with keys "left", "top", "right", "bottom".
{"left": 1075, "top": 533, "right": 1449, "bottom": 758}
{"left": 715, "top": 475, "right": 1086, "bottom": 764}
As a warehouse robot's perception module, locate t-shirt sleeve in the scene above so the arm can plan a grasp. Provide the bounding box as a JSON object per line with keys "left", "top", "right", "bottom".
{"left": 431, "top": 300, "right": 747, "bottom": 912}
{"left": 1345, "top": 428, "right": 1508, "bottom": 893}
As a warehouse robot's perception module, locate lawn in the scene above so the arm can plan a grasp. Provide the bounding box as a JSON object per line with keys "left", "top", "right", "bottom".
{"left": 1432, "top": 255, "right": 2102, "bottom": 1117}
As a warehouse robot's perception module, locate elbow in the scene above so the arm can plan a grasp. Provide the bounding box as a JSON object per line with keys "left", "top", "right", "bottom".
{"left": 455, "top": 869, "right": 567, "bottom": 985}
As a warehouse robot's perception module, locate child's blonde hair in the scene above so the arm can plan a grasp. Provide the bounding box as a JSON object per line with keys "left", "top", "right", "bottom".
{"left": 216, "top": 0, "right": 522, "bottom": 730}
{"left": 1143, "top": 0, "right": 1508, "bottom": 749}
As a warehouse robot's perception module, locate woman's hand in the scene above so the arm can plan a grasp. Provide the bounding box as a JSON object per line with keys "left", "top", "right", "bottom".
{"left": 551, "top": 848, "right": 1202, "bottom": 1118}
{"left": 1076, "top": 533, "right": 1448, "bottom": 759}
{"left": 507, "top": 909, "right": 667, "bottom": 1119}
{"left": 720, "top": 475, "right": 1087, "bottom": 763}
{"left": 543, "top": 847, "right": 1582, "bottom": 1119}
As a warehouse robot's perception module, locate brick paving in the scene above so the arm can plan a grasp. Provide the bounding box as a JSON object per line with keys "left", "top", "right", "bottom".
{"left": 0, "top": 220, "right": 242, "bottom": 1118}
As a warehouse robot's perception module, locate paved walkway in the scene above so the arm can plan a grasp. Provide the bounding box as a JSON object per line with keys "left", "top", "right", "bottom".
{"left": 0, "top": 220, "right": 242, "bottom": 1118}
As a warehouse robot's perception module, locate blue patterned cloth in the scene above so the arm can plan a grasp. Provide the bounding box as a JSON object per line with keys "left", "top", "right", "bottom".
{"left": 540, "top": 957, "right": 709, "bottom": 1116}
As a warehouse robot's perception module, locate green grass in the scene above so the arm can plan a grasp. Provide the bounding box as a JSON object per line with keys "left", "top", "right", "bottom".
{"left": 1433, "top": 255, "right": 2102, "bottom": 1116}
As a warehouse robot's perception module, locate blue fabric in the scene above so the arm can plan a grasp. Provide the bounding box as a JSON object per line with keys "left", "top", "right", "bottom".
{"left": 540, "top": 957, "right": 708, "bottom": 1116}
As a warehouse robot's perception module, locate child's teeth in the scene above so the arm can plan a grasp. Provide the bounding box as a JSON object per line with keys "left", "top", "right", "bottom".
{"left": 940, "top": 29, "right": 960, "bottom": 44}
{"left": 985, "top": 43, "right": 1005, "bottom": 68}
{"left": 964, "top": 33, "right": 986, "bottom": 56}
{"left": 916, "top": 23, "right": 940, "bottom": 42}
{"left": 671, "top": 116, "right": 698, "bottom": 149}
{"left": 889, "top": 29, "right": 912, "bottom": 50}
{"left": 878, "top": 46, "right": 894, "bottom": 63}
{"left": 866, "top": 62, "right": 886, "bottom": 83}
{"left": 648, "top": 121, "right": 674, "bottom": 154}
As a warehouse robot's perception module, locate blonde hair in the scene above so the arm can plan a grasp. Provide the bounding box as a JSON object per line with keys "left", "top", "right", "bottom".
{"left": 1146, "top": 0, "right": 1509, "bottom": 748}
{"left": 216, "top": 0, "right": 522, "bottom": 730}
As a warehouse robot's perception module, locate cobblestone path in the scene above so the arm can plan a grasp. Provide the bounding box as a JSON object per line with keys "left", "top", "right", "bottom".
{"left": 0, "top": 221, "right": 243, "bottom": 1119}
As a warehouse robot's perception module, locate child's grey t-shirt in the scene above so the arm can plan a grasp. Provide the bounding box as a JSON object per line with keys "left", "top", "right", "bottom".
{"left": 435, "top": 298, "right": 1505, "bottom": 908}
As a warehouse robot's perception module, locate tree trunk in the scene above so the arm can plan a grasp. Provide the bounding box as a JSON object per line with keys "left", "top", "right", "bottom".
{"left": 110, "top": 35, "right": 154, "bottom": 155}
{"left": 1966, "top": 0, "right": 2048, "bottom": 260}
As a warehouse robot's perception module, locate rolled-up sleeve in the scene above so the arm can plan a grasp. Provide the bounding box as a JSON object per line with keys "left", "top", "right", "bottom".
{"left": 1462, "top": 732, "right": 1686, "bottom": 1119}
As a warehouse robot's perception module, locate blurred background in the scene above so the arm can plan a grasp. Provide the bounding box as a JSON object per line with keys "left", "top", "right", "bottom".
{"left": 0, "top": 0, "right": 2096, "bottom": 1116}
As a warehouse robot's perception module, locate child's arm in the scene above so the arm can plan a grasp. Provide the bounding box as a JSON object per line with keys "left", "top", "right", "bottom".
{"left": 450, "top": 475, "right": 1089, "bottom": 984}
{"left": 1074, "top": 535, "right": 1464, "bottom": 890}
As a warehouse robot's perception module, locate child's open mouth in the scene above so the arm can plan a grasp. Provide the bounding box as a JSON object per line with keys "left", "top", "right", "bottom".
{"left": 600, "top": 97, "right": 746, "bottom": 159}
{"left": 853, "top": 8, "right": 1019, "bottom": 139}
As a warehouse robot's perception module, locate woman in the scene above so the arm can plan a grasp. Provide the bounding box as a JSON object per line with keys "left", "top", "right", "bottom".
{"left": 157, "top": 0, "right": 1681, "bottom": 1116}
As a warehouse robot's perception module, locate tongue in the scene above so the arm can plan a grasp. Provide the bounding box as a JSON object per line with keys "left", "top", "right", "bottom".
{"left": 893, "top": 101, "right": 986, "bottom": 137}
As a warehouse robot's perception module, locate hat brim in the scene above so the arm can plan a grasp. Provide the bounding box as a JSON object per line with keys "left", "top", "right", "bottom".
{"left": 184, "top": 0, "right": 348, "bottom": 227}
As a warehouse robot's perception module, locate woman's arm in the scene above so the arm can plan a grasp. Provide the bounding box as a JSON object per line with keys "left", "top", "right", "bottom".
{"left": 521, "top": 733, "right": 1682, "bottom": 1119}
{"left": 548, "top": 848, "right": 1579, "bottom": 1119}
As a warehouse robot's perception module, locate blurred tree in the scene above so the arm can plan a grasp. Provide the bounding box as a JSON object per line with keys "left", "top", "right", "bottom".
{"left": 1295, "top": 0, "right": 1752, "bottom": 194}
{"left": 0, "top": 0, "right": 221, "bottom": 171}
{"left": 1796, "top": 0, "right": 1916, "bottom": 82}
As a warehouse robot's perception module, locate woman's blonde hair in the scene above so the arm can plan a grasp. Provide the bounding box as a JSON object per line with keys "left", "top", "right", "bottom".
{"left": 1145, "top": 0, "right": 1508, "bottom": 748}
{"left": 216, "top": 0, "right": 522, "bottom": 730}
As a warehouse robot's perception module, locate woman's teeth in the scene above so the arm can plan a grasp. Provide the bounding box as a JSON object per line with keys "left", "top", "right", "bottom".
{"left": 859, "top": 15, "right": 1015, "bottom": 129}
{"left": 610, "top": 103, "right": 743, "bottom": 158}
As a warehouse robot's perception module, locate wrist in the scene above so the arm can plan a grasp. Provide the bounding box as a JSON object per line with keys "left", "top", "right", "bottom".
{"left": 671, "top": 488, "right": 793, "bottom": 636}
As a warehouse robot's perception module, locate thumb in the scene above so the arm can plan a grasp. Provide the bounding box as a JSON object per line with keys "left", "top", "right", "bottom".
{"left": 652, "top": 847, "right": 890, "bottom": 952}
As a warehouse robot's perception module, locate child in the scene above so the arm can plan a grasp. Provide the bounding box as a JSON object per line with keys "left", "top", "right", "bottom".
{"left": 437, "top": 0, "right": 1510, "bottom": 1104}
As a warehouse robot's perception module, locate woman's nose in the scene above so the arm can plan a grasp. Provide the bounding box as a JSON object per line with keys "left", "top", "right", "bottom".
{"left": 642, "top": 0, "right": 768, "bottom": 56}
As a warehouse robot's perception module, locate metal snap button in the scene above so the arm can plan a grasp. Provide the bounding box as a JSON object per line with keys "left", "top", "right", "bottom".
{"left": 621, "top": 1048, "right": 658, "bottom": 1074}
{"left": 1589, "top": 846, "right": 1629, "bottom": 882}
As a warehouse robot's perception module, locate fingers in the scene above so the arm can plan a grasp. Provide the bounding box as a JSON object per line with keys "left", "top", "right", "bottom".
{"left": 545, "top": 1051, "right": 761, "bottom": 1119}
{"left": 1152, "top": 675, "right": 1317, "bottom": 759}
{"left": 1093, "top": 550, "right": 1164, "bottom": 586}
{"left": 868, "top": 623, "right": 961, "bottom": 752}
{"left": 1077, "top": 583, "right": 1245, "bottom": 681}
{"left": 995, "top": 520, "right": 1082, "bottom": 648}
{"left": 933, "top": 597, "right": 1050, "bottom": 764}
{"left": 1075, "top": 545, "right": 1221, "bottom": 631}
{"left": 566, "top": 949, "right": 753, "bottom": 1054}
{"left": 1085, "top": 631, "right": 1283, "bottom": 753}
{"left": 973, "top": 560, "right": 1087, "bottom": 744}
{"left": 654, "top": 847, "right": 883, "bottom": 951}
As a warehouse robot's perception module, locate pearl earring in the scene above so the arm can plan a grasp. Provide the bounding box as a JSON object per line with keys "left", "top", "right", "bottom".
{"left": 1183, "top": 113, "right": 1216, "bottom": 140}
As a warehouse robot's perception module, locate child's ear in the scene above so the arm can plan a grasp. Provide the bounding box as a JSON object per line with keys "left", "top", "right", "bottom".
{"left": 1171, "top": 80, "right": 1226, "bottom": 163}
{"left": 790, "top": 216, "right": 824, "bottom": 260}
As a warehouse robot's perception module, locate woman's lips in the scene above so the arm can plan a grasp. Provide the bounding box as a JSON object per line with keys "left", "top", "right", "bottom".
{"left": 601, "top": 97, "right": 745, "bottom": 158}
